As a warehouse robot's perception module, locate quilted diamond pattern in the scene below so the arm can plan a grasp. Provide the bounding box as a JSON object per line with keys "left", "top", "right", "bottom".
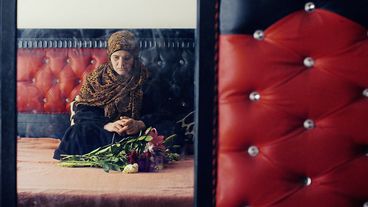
{"left": 218, "top": 9, "right": 368, "bottom": 207}
{"left": 17, "top": 48, "right": 108, "bottom": 113}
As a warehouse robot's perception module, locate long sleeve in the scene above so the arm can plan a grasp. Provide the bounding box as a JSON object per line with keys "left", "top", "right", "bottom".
{"left": 73, "top": 104, "right": 110, "bottom": 128}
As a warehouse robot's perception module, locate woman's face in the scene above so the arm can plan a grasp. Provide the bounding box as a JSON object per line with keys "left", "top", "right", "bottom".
{"left": 110, "top": 50, "right": 134, "bottom": 76}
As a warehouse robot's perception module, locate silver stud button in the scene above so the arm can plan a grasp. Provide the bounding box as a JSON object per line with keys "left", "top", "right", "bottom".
{"left": 304, "top": 119, "right": 315, "bottom": 129}
{"left": 363, "top": 89, "right": 368, "bottom": 97}
{"left": 248, "top": 146, "right": 259, "bottom": 157}
{"left": 303, "top": 57, "right": 315, "bottom": 68}
{"left": 304, "top": 2, "right": 316, "bottom": 12}
{"left": 253, "top": 30, "right": 265, "bottom": 40}
{"left": 304, "top": 177, "right": 312, "bottom": 186}
{"left": 249, "top": 91, "right": 261, "bottom": 102}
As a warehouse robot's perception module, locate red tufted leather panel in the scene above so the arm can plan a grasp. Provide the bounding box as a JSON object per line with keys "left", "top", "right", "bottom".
{"left": 217, "top": 9, "right": 368, "bottom": 207}
{"left": 17, "top": 48, "right": 108, "bottom": 113}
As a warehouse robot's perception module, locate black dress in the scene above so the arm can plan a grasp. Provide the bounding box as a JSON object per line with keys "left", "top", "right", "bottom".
{"left": 53, "top": 73, "right": 187, "bottom": 160}
{"left": 53, "top": 104, "right": 119, "bottom": 160}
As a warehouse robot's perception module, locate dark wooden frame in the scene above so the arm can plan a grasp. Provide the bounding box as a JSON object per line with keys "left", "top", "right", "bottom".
{"left": 195, "top": 0, "right": 218, "bottom": 206}
{"left": 0, "top": 0, "right": 218, "bottom": 206}
{"left": 0, "top": 0, "right": 17, "bottom": 206}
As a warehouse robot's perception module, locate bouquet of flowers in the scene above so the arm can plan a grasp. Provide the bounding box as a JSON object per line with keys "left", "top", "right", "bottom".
{"left": 58, "top": 127, "right": 180, "bottom": 173}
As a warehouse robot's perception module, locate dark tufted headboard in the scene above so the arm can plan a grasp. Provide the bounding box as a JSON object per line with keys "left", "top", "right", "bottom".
{"left": 216, "top": 1, "right": 368, "bottom": 207}
{"left": 17, "top": 29, "right": 195, "bottom": 139}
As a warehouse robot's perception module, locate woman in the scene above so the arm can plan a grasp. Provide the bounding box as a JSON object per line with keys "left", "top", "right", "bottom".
{"left": 53, "top": 30, "right": 148, "bottom": 160}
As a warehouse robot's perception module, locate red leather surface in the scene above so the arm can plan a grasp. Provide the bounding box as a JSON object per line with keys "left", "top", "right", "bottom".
{"left": 217, "top": 9, "right": 368, "bottom": 207}
{"left": 17, "top": 48, "right": 108, "bottom": 113}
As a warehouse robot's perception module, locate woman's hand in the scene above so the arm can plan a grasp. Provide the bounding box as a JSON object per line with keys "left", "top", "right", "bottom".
{"left": 103, "top": 119, "right": 127, "bottom": 135}
{"left": 119, "top": 117, "right": 146, "bottom": 135}
{"left": 103, "top": 117, "right": 145, "bottom": 135}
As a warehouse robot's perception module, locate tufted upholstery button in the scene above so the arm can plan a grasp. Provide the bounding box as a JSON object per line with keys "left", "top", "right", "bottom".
{"left": 249, "top": 91, "right": 261, "bottom": 102}
{"left": 303, "top": 57, "right": 315, "bottom": 68}
{"left": 32, "top": 78, "right": 36, "bottom": 83}
{"left": 179, "top": 59, "right": 185, "bottom": 65}
{"left": 304, "top": 2, "right": 316, "bottom": 12}
{"left": 304, "top": 177, "right": 312, "bottom": 186}
{"left": 181, "top": 101, "right": 187, "bottom": 107}
{"left": 303, "top": 119, "right": 315, "bottom": 129}
{"left": 66, "top": 58, "right": 71, "bottom": 64}
{"left": 65, "top": 98, "right": 70, "bottom": 103}
{"left": 55, "top": 79, "right": 60, "bottom": 84}
{"left": 363, "top": 202, "right": 368, "bottom": 207}
{"left": 90, "top": 59, "right": 96, "bottom": 64}
{"left": 157, "top": 60, "right": 162, "bottom": 66}
{"left": 253, "top": 30, "right": 265, "bottom": 40}
{"left": 43, "top": 98, "right": 47, "bottom": 103}
{"left": 78, "top": 79, "right": 82, "bottom": 84}
{"left": 248, "top": 145, "right": 259, "bottom": 157}
{"left": 363, "top": 89, "right": 368, "bottom": 97}
{"left": 43, "top": 57, "right": 49, "bottom": 64}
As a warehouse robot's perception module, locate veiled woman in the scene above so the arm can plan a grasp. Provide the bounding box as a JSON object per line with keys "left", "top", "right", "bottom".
{"left": 54, "top": 30, "right": 148, "bottom": 159}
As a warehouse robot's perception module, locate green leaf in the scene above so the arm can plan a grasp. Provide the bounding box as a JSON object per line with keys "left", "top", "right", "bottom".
{"left": 111, "top": 144, "right": 122, "bottom": 154}
{"left": 118, "top": 150, "right": 126, "bottom": 156}
{"left": 110, "top": 164, "right": 122, "bottom": 172}
{"left": 85, "top": 146, "right": 102, "bottom": 156}
{"left": 95, "top": 146, "right": 111, "bottom": 155}
{"left": 58, "top": 160, "right": 97, "bottom": 168}
{"left": 110, "top": 157, "right": 119, "bottom": 163}
{"left": 163, "top": 134, "right": 177, "bottom": 148}
{"left": 102, "top": 162, "right": 110, "bottom": 173}
{"left": 126, "top": 138, "right": 137, "bottom": 143}
{"left": 145, "top": 135, "right": 153, "bottom": 142}
{"left": 145, "top": 127, "right": 153, "bottom": 135}
{"left": 133, "top": 143, "right": 138, "bottom": 149}
{"left": 137, "top": 135, "right": 146, "bottom": 141}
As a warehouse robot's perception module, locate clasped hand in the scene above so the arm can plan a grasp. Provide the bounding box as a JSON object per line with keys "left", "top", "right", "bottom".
{"left": 104, "top": 117, "right": 145, "bottom": 135}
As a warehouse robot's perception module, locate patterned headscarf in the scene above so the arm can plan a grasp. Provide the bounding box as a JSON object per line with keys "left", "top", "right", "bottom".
{"left": 77, "top": 30, "right": 148, "bottom": 120}
{"left": 107, "top": 30, "right": 138, "bottom": 57}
